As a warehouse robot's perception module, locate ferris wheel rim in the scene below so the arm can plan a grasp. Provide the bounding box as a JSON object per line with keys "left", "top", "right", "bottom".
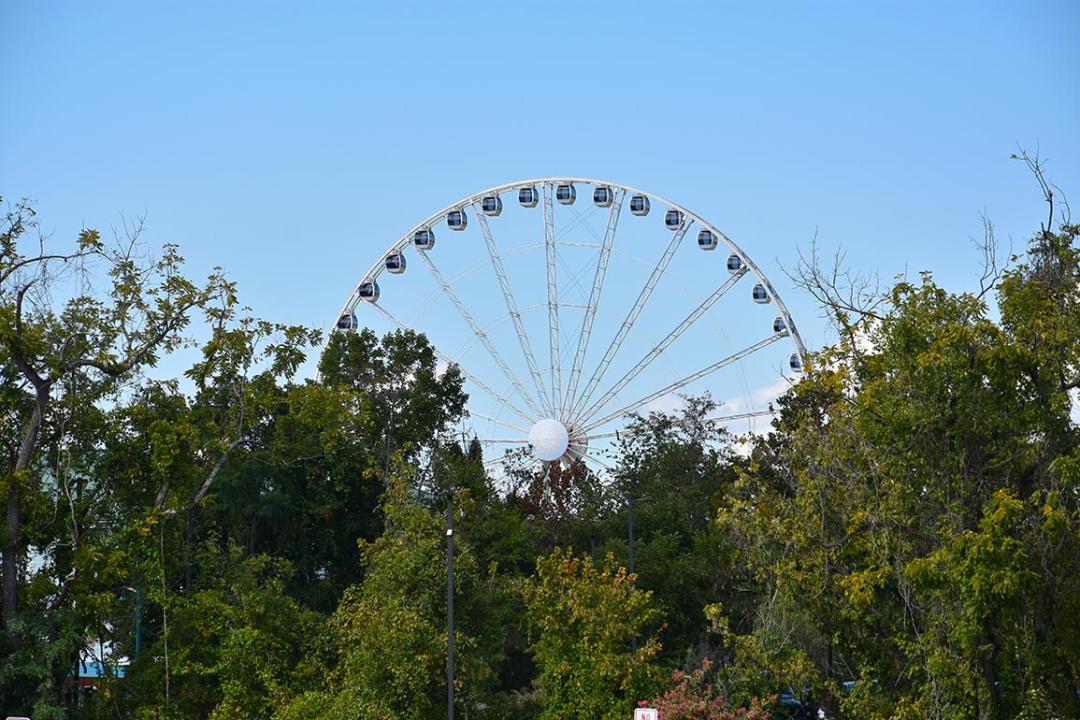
{"left": 330, "top": 177, "right": 808, "bottom": 467}
{"left": 334, "top": 176, "right": 806, "bottom": 360}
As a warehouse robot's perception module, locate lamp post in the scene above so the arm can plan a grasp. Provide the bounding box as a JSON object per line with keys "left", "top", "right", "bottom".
{"left": 447, "top": 491, "right": 455, "bottom": 720}
{"left": 627, "top": 490, "right": 637, "bottom": 655}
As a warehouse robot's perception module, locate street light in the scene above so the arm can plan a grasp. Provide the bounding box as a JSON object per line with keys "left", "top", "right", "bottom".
{"left": 447, "top": 490, "right": 455, "bottom": 720}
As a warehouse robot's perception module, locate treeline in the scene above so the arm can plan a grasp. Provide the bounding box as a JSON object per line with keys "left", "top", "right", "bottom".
{"left": 1, "top": 182, "right": 1077, "bottom": 720}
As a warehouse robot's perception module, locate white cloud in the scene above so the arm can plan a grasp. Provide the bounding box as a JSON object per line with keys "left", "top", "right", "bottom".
{"left": 711, "top": 374, "right": 798, "bottom": 448}
{"left": 716, "top": 375, "right": 794, "bottom": 416}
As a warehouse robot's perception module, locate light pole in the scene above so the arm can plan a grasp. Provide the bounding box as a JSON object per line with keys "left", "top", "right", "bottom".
{"left": 627, "top": 490, "right": 636, "bottom": 655}
{"left": 447, "top": 491, "right": 455, "bottom": 720}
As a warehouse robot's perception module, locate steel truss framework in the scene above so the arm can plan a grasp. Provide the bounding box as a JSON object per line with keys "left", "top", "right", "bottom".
{"left": 333, "top": 177, "right": 807, "bottom": 472}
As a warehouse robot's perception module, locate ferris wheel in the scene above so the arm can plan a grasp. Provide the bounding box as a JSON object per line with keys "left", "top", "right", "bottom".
{"left": 333, "top": 178, "right": 806, "bottom": 474}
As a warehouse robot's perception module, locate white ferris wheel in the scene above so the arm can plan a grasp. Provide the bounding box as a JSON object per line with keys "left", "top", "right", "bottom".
{"left": 333, "top": 178, "right": 806, "bottom": 475}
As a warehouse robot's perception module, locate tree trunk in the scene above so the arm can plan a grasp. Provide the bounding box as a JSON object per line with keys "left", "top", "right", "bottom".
{"left": 979, "top": 613, "right": 1002, "bottom": 720}
{"left": 3, "top": 388, "right": 48, "bottom": 635}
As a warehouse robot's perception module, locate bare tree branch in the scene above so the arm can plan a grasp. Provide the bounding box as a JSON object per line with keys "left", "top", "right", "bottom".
{"left": 783, "top": 234, "right": 886, "bottom": 358}
{"left": 1011, "top": 145, "right": 1069, "bottom": 237}
{"left": 972, "top": 212, "right": 1012, "bottom": 301}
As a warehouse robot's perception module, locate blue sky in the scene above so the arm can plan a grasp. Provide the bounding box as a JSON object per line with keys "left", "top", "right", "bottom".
{"left": 2, "top": 1, "right": 1078, "bottom": 424}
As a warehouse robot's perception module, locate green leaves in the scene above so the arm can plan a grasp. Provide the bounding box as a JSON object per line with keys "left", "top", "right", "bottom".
{"left": 714, "top": 222, "right": 1080, "bottom": 719}
{"left": 524, "top": 548, "right": 664, "bottom": 720}
{"left": 77, "top": 228, "right": 103, "bottom": 251}
{"left": 275, "top": 471, "right": 496, "bottom": 720}
{"left": 128, "top": 540, "right": 323, "bottom": 720}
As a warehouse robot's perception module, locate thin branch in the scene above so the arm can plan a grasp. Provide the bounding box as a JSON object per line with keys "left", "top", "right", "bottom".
{"left": 1011, "top": 145, "right": 1066, "bottom": 237}
{"left": 12, "top": 280, "right": 46, "bottom": 389}
{"left": 190, "top": 436, "right": 246, "bottom": 507}
{"left": 0, "top": 250, "right": 98, "bottom": 288}
{"left": 972, "top": 212, "right": 1011, "bottom": 301}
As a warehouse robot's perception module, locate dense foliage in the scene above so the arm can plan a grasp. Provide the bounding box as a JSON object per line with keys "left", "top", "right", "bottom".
{"left": 1, "top": 179, "right": 1076, "bottom": 720}
{"left": 713, "top": 218, "right": 1080, "bottom": 719}
{"left": 523, "top": 548, "right": 663, "bottom": 720}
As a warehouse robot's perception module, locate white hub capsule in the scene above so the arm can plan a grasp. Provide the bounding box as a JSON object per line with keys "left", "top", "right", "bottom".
{"left": 528, "top": 418, "right": 569, "bottom": 462}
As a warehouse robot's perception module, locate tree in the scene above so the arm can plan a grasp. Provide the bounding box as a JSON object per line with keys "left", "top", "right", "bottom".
{"left": 275, "top": 467, "right": 501, "bottom": 720}
{"left": 641, "top": 660, "right": 772, "bottom": 720}
{"left": 124, "top": 539, "right": 324, "bottom": 720}
{"left": 317, "top": 326, "right": 467, "bottom": 473}
{"left": 600, "top": 397, "right": 747, "bottom": 665}
{"left": 0, "top": 200, "right": 230, "bottom": 713}
{"left": 523, "top": 548, "right": 664, "bottom": 720}
{"left": 714, "top": 201, "right": 1079, "bottom": 717}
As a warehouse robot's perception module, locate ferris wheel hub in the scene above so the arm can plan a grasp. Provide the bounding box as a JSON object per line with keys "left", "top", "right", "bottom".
{"left": 528, "top": 418, "right": 570, "bottom": 462}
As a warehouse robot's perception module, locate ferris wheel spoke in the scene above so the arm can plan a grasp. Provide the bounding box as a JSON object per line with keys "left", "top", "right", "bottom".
{"left": 582, "top": 408, "right": 778, "bottom": 441}
{"left": 367, "top": 301, "right": 536, "bottom": 426}
{"left": 578, "top": 332, "right": 786, "bottom": 433}
{"left": 468, "top": 412, "right": 530, "bottom": 435}
{"left": 472, "top": 206, "right": 554, "bottom": 415}
{"left": 405, "top": 242, "right": 542, "bottom": 327}
{"left": 483, "top": 448, "right": 534, "bottom": 463}
{"left": 572, "top": 268, "right": 748, "bottom": 424}
{"left": 416, "top": 249, "right": 546, "bottom": 419}
{"left": 475, "top": 438, "right": 530, "bottom": 445}
{"left": 482, "top": 453, "right": 528, "bottom": 471}
{"left": 543, "top": 184, "right": 562, "bottom": 418}
{"left": 555, "top": 240, "right": 605, "bottom": 305}
{"left": 569, "top": 217, "right": 694, "bottom": 419}
{"left": 704, "top": 408, "right": 780, "bottom": 424}
{"left": 564, "top": 189, "right": 624, "bottom": 416}
{"left": 576, "top": 451, "right": 613, "bottom": 470}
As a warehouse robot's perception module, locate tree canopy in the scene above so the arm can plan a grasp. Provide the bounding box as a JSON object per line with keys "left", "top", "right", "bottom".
{"left": 1, "top": 168, "right": 1076, "bottom": 720}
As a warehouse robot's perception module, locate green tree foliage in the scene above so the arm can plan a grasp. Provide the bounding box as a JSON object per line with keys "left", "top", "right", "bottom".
{"left": 276, "top": 467, "right": 504, "bottom": 720}
{"left": 523, "top": 548, "right": 664, "bottom": 720}
{"left": 0, "top": 199, "right": 470, "bottom": 717}
{"left": 125, "top": 538, "right": 323, "bottom": 720}
{"left": 715, "top": 219, "right": 1080, "bottom": 718}
{"left": 600, "top": 398, "right": 746, "bottom": 665}
{"left": 2, "top": 165, "right": 1076, "bottom": 720}
{"left": 0, "top": 201, "right": 231, "bottom": 715}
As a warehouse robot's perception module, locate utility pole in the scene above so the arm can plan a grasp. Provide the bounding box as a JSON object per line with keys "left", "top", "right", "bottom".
{"left": 447, "top": 491, "right": 455, "bottom": 720}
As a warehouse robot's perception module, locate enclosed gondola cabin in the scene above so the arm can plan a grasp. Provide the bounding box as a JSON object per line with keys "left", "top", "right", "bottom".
{"left": 385, "top": 252, "right": 406, "bottom": 274}
{"left": 726, "top": 254, "right": 743, "bottom": 273}
{"left": 697, "top": 229, "right": 718, "bottom": 250}
{"left": 665, "top": 209, "right": 684, "bottom": 230}
{"left": 336, "top": 311, "right": 358, "bottom": 331}
{"left": 789, "top": 353, "right": 804, "bottom": 372}
{"left": 481, "top": 195, "right": 503, "bottom": 216}
{"left": 556, "top": 183, "right": 576, "bottom": 205}
{"left": 773, "top": 316, "right": 788, "bottom": 334}
{"left": 358, "top": 281, "right": 380, "bottom": 303}
{"left": 593, "top": 186, "right": 614, "bottom": 207}
{"left": 752, "top": 283, "right": 770, "bottom": 304}
{"left": 629, "top": 194, "right": 650, "bottom": 216}
{"left": 414, "top": 228, "right": 435, "bottom": 250}
{"left": 519, "top": 186, "right": 539, "bottom": 208}
{"left": 447, "top": 209, "right": 468, "bottom": 231}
